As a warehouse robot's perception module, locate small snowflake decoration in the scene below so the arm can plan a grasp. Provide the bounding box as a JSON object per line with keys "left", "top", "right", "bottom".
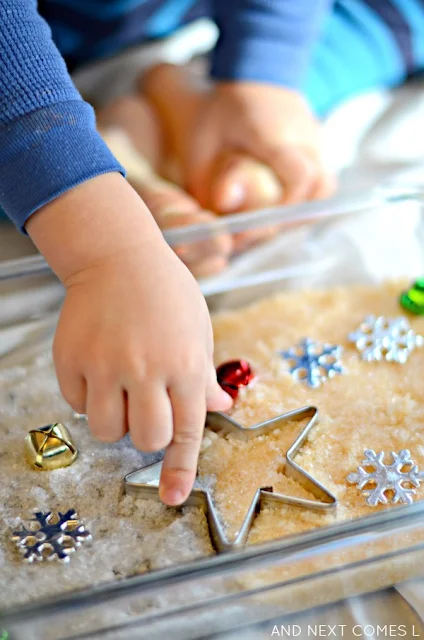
{"left": 11, "top": 510, "right": 91, "bottom": 563}
{"left": 347, "top": 449, "right": 424, "bottom": 506}
{"left": 349, "top": 315, "right": 424, "bottom": 364}
{"left": 280, "top": 338, "right": 344, "bottom": 388}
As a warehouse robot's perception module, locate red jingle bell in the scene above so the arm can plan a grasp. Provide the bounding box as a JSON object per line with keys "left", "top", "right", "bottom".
{"left": 216, "top": 359, "right": 254, "bottom": 400}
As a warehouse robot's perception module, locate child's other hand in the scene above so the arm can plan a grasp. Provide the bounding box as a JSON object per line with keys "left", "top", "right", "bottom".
{"left": 186, "top": 83, "right": 335, "bottom": 212}
{"left": 26, "top": 174, "right": 232, "bottom": 505}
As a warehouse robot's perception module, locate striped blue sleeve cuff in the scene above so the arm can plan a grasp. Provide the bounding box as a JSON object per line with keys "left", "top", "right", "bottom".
{"left": 0, "top": 100, "right": 125, "bottom": 231}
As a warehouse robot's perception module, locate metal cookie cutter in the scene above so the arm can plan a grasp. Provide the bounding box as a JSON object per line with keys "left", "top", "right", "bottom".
{"left": 125, "top": 406, "right": 337, "bottom": 553}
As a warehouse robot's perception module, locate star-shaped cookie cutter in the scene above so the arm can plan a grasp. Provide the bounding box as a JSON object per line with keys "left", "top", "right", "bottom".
{"left": 124, "top": 406, "right": 337, "bottom": 553}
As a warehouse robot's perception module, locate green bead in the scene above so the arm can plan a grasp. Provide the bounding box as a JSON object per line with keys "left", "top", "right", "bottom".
{"left": 0, "top": 631, "right": 9, "bottom": 640}
{"left": 413, "top": 278, "right": 424, "bottom": 291}
{"left": 400, "top": 279, "right": 424, "bottom": 315}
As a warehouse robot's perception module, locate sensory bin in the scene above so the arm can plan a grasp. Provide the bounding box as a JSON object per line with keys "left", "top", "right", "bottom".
{"left": 1, "top": 280, "right": 424, "bottom": 613}
{"left": 205, "top": 280, "right": 424, "bottom": 542}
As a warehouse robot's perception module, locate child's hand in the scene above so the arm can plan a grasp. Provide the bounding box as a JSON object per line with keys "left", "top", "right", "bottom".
{"left": 186, "top": 82, "right": 335, "bottom": 211}
{"left": 26, "top": 173, "right": 232, "bottom": 505}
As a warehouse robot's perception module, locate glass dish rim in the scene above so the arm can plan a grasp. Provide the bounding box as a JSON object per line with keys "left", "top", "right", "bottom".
{"left": 3, "top": 486, "right": 424, "bottom": 624}
{"left": 1, "top": 185, "right": 423, "bottom": 283}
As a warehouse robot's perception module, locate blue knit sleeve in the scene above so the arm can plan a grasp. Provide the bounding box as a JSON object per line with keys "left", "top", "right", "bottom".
{"left": 211, "top": 0, "right": 334, "bottom": 89}
{"left": 0, "top": 0, "right": 125, "bottom": 231}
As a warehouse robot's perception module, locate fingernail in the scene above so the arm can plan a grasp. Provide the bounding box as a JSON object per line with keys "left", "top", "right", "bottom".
{"left": 218, "top": 182, "right": 245, "bottom": 213}
{"left": 160, "top": 485, "right": 185, "bottom": 506}
{"left": 218, "top": 387, "right": 234, "bottom": 408}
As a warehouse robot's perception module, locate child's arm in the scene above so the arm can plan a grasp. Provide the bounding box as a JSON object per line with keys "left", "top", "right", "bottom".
{"left": 186, "top": 0, "right": 335, "bottom": 209}
{"left": 0, "top": 0, "right": 232, "bottom": 505}
{"left": 0, "top": 0, "right": 124, "bottom": 230}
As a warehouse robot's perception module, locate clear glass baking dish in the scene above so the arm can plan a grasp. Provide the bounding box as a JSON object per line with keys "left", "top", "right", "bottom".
{"left": 1, "top": 185, "right": 424, "bottom": 639}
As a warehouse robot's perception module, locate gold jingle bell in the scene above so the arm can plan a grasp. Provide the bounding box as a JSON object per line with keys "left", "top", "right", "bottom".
{"left": 25, "top": 423, "right": 78, "bottom": 470}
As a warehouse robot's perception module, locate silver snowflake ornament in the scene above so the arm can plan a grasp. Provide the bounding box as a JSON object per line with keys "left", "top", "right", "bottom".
{"left": 280, "top": 338, "right": 344, "bottom": 388}
{"left": 349, "top": 315, "right": 424, "bottom": 364}
{"left": 11, "top": 510, "right": 91, "bottom": 563}
{"left": 347, "top": 449, "right": 424, "bottom": 506}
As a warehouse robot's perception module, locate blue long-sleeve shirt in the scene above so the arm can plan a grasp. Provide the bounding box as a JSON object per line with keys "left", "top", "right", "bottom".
{"left": 1, "top": 0, "right": 423, "bottom": 231}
